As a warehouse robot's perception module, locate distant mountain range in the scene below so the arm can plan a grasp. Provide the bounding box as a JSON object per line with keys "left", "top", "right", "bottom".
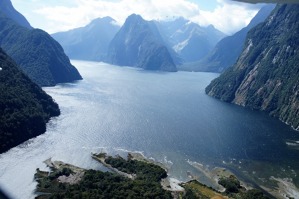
{"left": 206, "top": 4, "right": 299, "bottom": 130}
{"left": 156, "top": 17, "right": 226, "bottom": 63}
{"left": 0, "top": 0, "right": 82, "bottom": 86}
{"left": 52, "top": 14, "right": 225, "bottom": 69}
{"left": 180, "top": 4, "right": 275, "bottom": 72}
{"left": 107, "top": 14, "right": 177, "bottom": 72}
{"left": 52, "top": 17, "right": 120, "bottom": 62}
{"left": 0, "top": 47, "right": 60, "bottom": 153}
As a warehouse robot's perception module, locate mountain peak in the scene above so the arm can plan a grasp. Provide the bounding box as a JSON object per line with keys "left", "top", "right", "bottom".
{"left": 174, "top": 17, "right": 189, "bottom": 24}
{"left": 128, "top": 13, "right": 143, "bottom": 19}
{"left": 190, "top": 3, "right": 274, "bottom": 73}
{"left": 125, "top": 14, "right": 145, "bottom": 24}
{"left": 88, "top": 17, "right": 119, "bottom": 30}
{"left": 107, "top": 14, "right": 177, "bottom": 71}
{"left": 206, "top": 24, "right": 216, "bottom": 30}
{"left": 156, "top": 17, "right": 225, "bottom": 63}
{"left": 90, "top": 16, "right": 116, "bottom": 25}
{"left": 52, "top": 16, "right": 120, "bottom": 62}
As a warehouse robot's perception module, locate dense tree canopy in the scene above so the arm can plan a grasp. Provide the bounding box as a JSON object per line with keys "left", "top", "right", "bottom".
{"left": 206, "top": 4, "right": 299, "bottom": 129}
{"left": 0, "top": 10, "right": 82, "bottom": 86}
{"left": 0, "top": 48, "right": 60, "bottom": 153}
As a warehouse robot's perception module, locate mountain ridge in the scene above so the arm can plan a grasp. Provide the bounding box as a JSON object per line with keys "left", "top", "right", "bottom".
{"left": 179, "top": 4, "right": 275, "bottom": 72}
{"left": 0, "top": 0, "right": 31, "bottom": 28}
{"left": 52, "top": 17, "right": 120, "bottom": 62}
{"left": 107, "top": 14, "right": 177, "bottom": 72}
{"left": 0, "top": 3, "right": 82, "bottom": 86}
{"left": 206, "top": 4, "right": 299, "bottom": 130}
{"left": 156, "top": 17, "right": 226, "bottom": 63}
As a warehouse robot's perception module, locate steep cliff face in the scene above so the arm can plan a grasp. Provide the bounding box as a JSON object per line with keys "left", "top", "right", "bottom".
{"left": 0, "top": 48, "right": 60, "bottom": 153}
{"left": 179, "top": 5, "right": 274, "bottom": 72}
{"left": 107, "top": 14, "right": 177, "bottom": 72}
{"left": 196, "top": 4, "right": 275, "bottom": 72}
{"left": 206, "top": 4, "right": 299, "bottom": 129}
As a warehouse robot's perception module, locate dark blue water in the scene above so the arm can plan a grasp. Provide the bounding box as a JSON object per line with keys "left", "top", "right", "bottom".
{"left": 0, "top": 60, "right": 299, "bottom": 198}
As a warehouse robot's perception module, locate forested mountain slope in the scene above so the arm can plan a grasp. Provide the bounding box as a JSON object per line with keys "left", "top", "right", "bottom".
{"left": 206, "top": 4, "right": 299, "bottom": 129}
{"left": 0, "top": 1, "right": 82, "bottom": 86}
{"left": 180, "top": 4, "right": 274, "bottom": 72}
{"left": 0, "top": 48, "right": 60, "bottom": 153}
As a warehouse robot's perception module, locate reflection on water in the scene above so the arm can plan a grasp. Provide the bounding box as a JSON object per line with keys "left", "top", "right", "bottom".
{"left": 0, "top": 60, "right": 299, "bottom": 199}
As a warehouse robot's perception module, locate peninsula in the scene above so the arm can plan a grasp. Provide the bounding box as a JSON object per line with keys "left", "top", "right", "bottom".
{"left": 34, "top": 152, "right": 269, "bottom": 199}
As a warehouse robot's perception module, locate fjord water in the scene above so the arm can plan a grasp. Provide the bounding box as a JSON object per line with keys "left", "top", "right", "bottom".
{"left": 1, "top": 60, "right": 299, "bottom": 198}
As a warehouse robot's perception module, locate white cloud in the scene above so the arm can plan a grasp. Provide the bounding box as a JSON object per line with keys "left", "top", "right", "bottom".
{"left": 34, "top": 0, "right": 203, "bottom": 33}
{"left": 196, "top": 0, "right": 263, "bottom": 35}
{"left": 31, "top": 0, "right": 263, "bottom": 35}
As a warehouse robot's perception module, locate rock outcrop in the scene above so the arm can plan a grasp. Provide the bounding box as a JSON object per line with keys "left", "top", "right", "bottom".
{"left": 107, "top": 14, "right": 177, "bottom": 72}
{"left": 206, "top": 4, "right": 299, "bottom": 129}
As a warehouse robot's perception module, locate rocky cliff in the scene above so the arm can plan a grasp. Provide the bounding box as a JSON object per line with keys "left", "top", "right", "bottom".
{"left": 196, "top": 4, "right": 275, "bottom": 72}
{"left": 180, "top": 5, "right": 274, "bottom": 72}
{"left": 206, "top": 4, "right": 299, "bottom": 129}
{"left": 107, "top": 14, "right": 177, "bottom": 72}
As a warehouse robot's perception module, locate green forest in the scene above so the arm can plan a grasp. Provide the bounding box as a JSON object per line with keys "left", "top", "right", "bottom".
{"left": 35, "top": 153, "right": 270, "bottom": 199}
{"left": 35, "top": 154, "right": 172, "bottom": 199}
{"left": 206, "top": 4, "right": 299, "bottom": 129}
{"left": 0, "top": 11, "right": 81, "bottom": 86}
{"left": 0, "top": 48, "right": 60, "bottom": 153}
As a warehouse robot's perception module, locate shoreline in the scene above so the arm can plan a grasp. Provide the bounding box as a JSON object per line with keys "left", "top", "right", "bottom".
{"left": 35, "top": 151, "right": 278, "bottom": 199}
{"left": 34, "top": 151, "right": 299, "bottom": 199}
{"left": 187, "top": 159, "right": 299, "bottom": 199}
{"left": 128, "top": 152, "right": 299, "bottom": 199}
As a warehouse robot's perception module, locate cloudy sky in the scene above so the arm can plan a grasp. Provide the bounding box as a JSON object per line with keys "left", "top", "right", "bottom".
{"left": 11, "top": 0, "right": 266, "bottom": 35}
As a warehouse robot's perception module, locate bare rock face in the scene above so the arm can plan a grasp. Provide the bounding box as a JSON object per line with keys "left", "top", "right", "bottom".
{"left": 206, "top": 4, "right": 299, "bottom": 129}
{"left": 155, "top": 17, "right": 226, "bottom": 63}
{"left": 186, "top": 4, "right": 275, "bottom": 73}
{"left": 107, "top": 14, "right": 177, "bottom": 72}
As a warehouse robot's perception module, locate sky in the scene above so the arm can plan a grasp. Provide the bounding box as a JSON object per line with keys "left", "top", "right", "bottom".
{"left": 10, "top": 0, "right": 267, "bottom": 35}
{"left": 234, "top": 0, "right": 299, "bottom": 2}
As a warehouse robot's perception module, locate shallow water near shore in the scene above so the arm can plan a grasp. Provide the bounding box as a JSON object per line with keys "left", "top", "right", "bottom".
{"left": 1, "top": 60, "right": 299, "bottom": 198}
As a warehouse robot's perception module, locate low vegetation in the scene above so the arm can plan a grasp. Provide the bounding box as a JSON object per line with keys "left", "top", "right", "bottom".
{"left": 35, "top": 153, "right": 271, "bottom": 199}
{"left": 217, "top": 175, "right": 269, "bottom": 199}
{"left": 104, "top": 155, "right": 167, "bottom": 181}
{"left": 181, "top": 180, "right": 226, "bottom": 199}
{"left": 35, "top": 154, "right": 172, "bottom": 199}
{"left": 218, "top": 175, "right": 241, "bottom": 194}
